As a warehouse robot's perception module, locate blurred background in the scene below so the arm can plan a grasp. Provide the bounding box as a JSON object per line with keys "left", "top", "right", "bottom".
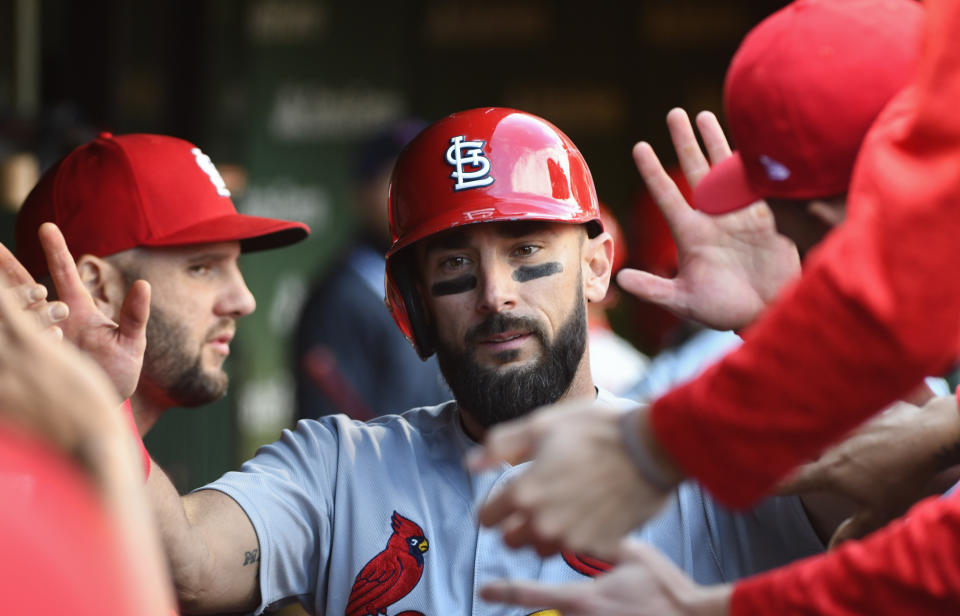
{"left": 0, "top": 0, "right": 790, "bottom": 493}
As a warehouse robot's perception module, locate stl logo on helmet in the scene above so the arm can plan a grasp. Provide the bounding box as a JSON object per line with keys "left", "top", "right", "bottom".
{"left": 191, "top": 147, "right": 231, "bottom": 197}
{"left": 445, "top": 135, "right": 495, "bottom": 191}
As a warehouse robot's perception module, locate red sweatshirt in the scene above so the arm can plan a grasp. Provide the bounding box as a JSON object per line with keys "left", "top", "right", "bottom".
{"left": 651, "top": 0, "right": 960, "bottom": 509}
{"left": 650, "top": 1, "right": 960, "bottom": 612}
{"left": 732, "top": 491, "right": 960, "bottom": 614}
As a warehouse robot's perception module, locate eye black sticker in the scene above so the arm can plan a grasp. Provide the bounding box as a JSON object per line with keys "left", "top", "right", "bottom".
{"left": 431, "top": 275, "right": 478, "bottom": 296}
{"left": 513, "top": 262, "right": 563, "bottom": 283}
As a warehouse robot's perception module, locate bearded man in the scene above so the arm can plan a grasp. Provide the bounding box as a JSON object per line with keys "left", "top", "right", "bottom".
{"left": 14, "top": 132, "right": 308, "bottom": 434}
{"left": 74, "top": 109, "right": 846, "bottom": 615}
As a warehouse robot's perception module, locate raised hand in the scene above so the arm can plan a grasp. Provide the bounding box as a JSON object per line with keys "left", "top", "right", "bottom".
{"left": 471, "top": 400, "right": 676, "bottom": 560}
{"left": 37, "top": 222, "right": 150, "bottom": 400}
{"left": 0, "top": 241, "right": 69, "bottom": 337}
{"left": 0, "top": 276, "right": 126, "bottom": 455}
{"left": 480, "top": 541, "right": 732, "bottom": 616}
{"left": 0, "top": 273, "right": 177, "bottom": 616}
{"left": 617, "top": 108, "right": 801, "bottom": 331}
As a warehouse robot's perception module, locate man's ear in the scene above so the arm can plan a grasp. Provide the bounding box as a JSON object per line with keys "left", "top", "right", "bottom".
{"left": 582, "top": 231, "right": 614, "bottom": 303}
{"left": 76, "top": 254, "right": 127, "bottom": 321}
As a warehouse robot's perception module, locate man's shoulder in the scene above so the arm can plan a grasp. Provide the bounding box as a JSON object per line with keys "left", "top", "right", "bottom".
{"left": 297, "top": 400, "right": 459, "bottom": 445}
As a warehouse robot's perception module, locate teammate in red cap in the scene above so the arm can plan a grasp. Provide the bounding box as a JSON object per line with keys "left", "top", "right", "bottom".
{"left": 476, "top": 0, "right": 960, "bottom": 612}
{"left": 15, "top": 133, "right": 309, "bottom": 436}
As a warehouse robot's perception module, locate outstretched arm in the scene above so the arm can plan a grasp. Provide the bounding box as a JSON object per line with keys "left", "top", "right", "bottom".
{"left": 12, "top": 224, "right": 263, "bottom": 611}
{"left": 484, "top": 489, "right": 960, "bottom": 616}
{"left": 147, "top": 464, "right": 263, "bottom": 613}
{"left": 0, "top": 279, "right": 174, "bottom": 616}
{"left": 618, "top": 109, "right": 800, "bottom": 331}
{"left": 481, "top": 541, "right": 731, "bottom": 616}
{"left": 782, "top": 395, "right": 960, "bottom": 547}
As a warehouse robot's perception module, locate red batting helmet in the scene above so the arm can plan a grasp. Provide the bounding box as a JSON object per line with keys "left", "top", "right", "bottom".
{"left": 385, "top": 107, "right": 601, "bottom": 359}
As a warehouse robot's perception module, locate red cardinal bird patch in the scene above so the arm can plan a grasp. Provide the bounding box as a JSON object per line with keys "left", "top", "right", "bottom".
{"left": 346, "top": 511, "right": 429, "bottom": 616}
{"left": 562, "top": 551, "right": 612, "bottom": 577}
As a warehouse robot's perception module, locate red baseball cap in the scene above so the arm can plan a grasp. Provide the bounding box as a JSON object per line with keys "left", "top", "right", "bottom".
{"left": 15, "top": 132, "right": 309, "bottom": 277}
{"left": 693, "top": 0, "right": 923, "bottom": 215}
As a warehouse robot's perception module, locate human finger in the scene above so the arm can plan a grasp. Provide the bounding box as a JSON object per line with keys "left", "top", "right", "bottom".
{"left": 468, "top": 417, "right": 543, "bottom": 470}
{"left": 47, "top": 325, "right": 64, "bottom": 342}
{"left": 828, "top": 511, "right": 883, "bottom": 549}
{"left": 39, "top": 222, "right": 92, "bottom": 309}
{"left": 10, "top": 282, "right": 48, "bottom": 307}
{"left": 29, "top": 300, "right": 70, "bottom": 332}
{"left": 666, "top": 108, "right": 711, "bottom": 186}
{"left": 0, "top": 282, "right": 34, "bottom": 341}
{"left": 632, "top": 141, "right": 696, "bottom": 231}
{"left": 615, "top": 269, "right": 684, "bottom": 314}
{"left": 479, "top": 578, "right": 585, "bottom": 611}
{"left": 116, "top": 279, "right": 151, "bottom": 343}
{"left": 694, "top": 111, "right": 733, "bottom": 165}
{"left": 0, "top": 241, "right": 37, "bottom": 286}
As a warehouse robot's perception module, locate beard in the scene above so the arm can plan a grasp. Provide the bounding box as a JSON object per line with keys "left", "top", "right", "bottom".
{"left": 142, "top": 305, "right": 229, "bottom": 407}
{"left": 434, "top": 287, "right": 587, "bottom": 429}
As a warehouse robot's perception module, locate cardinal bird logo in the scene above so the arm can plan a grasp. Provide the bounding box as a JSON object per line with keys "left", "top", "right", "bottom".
{"left": 561, "top": 551, "right": 612, "bottom": 577}
{"left": 346, "top": 511, "right": 430, "bottom": 616}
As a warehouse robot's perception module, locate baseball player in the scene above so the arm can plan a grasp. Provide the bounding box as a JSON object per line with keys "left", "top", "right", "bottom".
{"left": 477, "top": 0, "right": 960, "bottom": 613}
{"left": 15, "top": 132, "right": 309, "bottom": 437}
{"left": 83, "top": 107, "right": 929, "bottom": 616}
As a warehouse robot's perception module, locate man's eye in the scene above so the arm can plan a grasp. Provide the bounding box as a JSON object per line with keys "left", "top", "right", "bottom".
{"left": 440, "top": 256, "right": 468, "bottom": 270}
{"left": 188, "top": 264, "right": 211, "bottom": 276}
{"left": 515, "top": 245, "right": 539, "bottom": 257}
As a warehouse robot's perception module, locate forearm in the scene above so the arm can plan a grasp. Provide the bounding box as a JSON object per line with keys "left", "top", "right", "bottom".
{"left": 146, "top": 462, "right": 261, "bottom": 613}
{"left": 147, "top": 462, "right": 214, "bottom": 606}
{"left": 85, "top": 432, "right": 175, "bottom": 616}
{"left": 732, "top": 493, "right": 960, "bottom": 615}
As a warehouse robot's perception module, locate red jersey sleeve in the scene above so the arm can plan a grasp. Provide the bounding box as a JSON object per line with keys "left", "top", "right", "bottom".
{"left": 732, "top": 492, "right": 960, "bottom": 615}
{"left": 650, "top": 0, "right": 960, "bottom": 508}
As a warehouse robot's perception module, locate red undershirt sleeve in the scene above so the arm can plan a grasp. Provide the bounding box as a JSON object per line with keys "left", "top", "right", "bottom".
{"left": 731, "top": 492, "right": 960, "bottom": 615}
{"left": 649, "top": 0, "right": 960, "bottom": 509}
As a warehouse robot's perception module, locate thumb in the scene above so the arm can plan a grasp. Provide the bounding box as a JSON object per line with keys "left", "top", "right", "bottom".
{"left": 116, "top": 279, "right": 151, "bottom": 345}
{"left": 828, "top": 511, "right": 883, "bottom": 550}
{"left": 616, "top": 269, "right": 682, "bottom": 311}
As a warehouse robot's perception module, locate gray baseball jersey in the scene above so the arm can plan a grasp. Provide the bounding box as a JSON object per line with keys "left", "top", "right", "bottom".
{"left": 203, "top": 390, "right": 823, "bottom": 615}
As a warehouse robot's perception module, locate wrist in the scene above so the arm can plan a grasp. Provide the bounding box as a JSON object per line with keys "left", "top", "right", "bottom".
{"left": 685, "top": 583, "right": 733, "bottom": 616}
{"left": 620, "top": 406, "right": 685, "bottom": 492}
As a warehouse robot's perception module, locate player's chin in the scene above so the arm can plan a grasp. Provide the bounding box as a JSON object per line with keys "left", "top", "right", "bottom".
{"left": 480, "top": 349, "right": 540, "bottom": 371}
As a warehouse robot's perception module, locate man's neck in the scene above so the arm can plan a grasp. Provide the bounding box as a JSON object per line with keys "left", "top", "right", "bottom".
{"left": 129, "top": 389, "right": 171, "bottom": 437}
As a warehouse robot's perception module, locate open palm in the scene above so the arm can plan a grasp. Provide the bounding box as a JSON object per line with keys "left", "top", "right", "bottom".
{"left": 1, "top": 223, "right": 150, "bottom": 400}
{"left": 618, "top": 109, "right": 800, "bottom": 332}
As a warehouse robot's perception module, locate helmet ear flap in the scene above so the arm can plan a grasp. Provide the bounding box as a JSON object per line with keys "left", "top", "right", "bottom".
{"left": 388, "top": 249, "right": 436, "bottom": 360}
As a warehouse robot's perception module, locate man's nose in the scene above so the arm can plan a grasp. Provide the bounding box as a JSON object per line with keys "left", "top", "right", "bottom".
{"left": 476, "top": 262, "right": 517, "bottom": 315}
{"left": 217, "top": 268, "right": 257, "bottom": 318}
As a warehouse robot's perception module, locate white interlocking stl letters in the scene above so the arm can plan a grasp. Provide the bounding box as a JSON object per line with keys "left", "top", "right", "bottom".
{"left": 445, "top": 135, "right": 495, "bottom": 191}
{"left": 191, "top": 147, "right": 232, "bottom": 197}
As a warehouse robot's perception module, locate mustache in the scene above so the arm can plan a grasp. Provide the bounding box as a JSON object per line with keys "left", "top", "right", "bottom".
{"left": 465, "top": 314, "right": 546, "bottom": 346}
{"left": 204, "top": 319, "right": 235, "bottom": 342}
